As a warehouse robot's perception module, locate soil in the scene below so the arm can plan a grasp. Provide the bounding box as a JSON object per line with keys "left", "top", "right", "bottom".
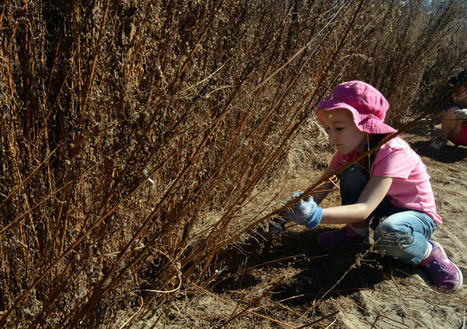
{"left": 133, "top": 131, "right": 467, "bottom": 329}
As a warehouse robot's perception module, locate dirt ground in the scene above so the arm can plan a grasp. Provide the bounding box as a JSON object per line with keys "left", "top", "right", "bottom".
{"left": 133, "top": 131, "right": 466, "bottom": 329}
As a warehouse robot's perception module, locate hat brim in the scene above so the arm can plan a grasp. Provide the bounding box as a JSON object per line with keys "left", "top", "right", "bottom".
{"left": 317, "top": 100, "right": 397, "bottom": 135}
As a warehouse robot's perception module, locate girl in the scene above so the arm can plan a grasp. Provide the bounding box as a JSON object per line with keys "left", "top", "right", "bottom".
{"left": 283, "top": 80, "right": 463, "bottom": 291}
{"left": 430, "top": 70, "right": 467, "bottom": 150}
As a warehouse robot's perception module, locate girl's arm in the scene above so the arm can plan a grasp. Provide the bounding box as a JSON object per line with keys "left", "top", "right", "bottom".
{"left": 320, "top": 175, "right": 393, "bottom": 225}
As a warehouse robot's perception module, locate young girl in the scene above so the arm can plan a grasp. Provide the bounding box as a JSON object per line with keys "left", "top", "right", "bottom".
{"left": 282, "top": 80, "right": 463, "bottom": 291}
{"left": 430, "top": 70, "right": 467, "bottom": 150}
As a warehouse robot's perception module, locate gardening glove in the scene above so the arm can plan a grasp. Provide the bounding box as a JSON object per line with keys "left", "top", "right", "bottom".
{"left": 269, "top": 220, "right": 286, "bottom": 237}
{"left": 281, "top": 191, "right": 322, "bottom": 229}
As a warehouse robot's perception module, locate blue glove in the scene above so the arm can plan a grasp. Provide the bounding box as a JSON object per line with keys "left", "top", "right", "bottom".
{"left": 282, "top": 191, "right": 322, "bottom": 229}
{"left": 269, "top": 220, "right": 286, "bottom": 237}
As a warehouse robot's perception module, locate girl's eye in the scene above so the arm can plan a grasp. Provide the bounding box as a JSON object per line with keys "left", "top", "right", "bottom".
{"left": 336, "top": 127, "right": 343, "bottom": 131}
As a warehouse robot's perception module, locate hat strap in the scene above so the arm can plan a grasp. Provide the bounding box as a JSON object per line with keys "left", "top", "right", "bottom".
{"left": 367, "top": 134, "right": 371, "bottom": 172}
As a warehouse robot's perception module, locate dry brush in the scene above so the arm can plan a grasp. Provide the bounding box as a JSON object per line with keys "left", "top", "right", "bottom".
{"left": 0, "top": 0, "right": 465, "bottom": 328}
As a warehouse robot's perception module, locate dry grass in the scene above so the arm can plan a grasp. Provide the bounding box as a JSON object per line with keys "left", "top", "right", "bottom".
{"left": 0, "top": 0, "right": 466, "bottom": 328}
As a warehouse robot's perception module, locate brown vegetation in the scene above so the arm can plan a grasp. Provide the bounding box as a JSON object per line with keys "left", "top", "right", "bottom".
{"left": 0, "top": 0, "right": 465, "bottom": 328}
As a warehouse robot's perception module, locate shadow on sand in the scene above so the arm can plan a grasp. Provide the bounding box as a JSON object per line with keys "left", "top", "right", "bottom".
{"left": 269, "top": 228, "right": 430, "bottom": 306}
{"left": 406, "top": 130, "right": 467, "bottom": 163}
{"left": 214, "top": 227, "right": 431, "bottom": 307}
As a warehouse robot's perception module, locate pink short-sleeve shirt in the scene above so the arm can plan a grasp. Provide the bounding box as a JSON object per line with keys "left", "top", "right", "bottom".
{"left": 330, "top": 137, "right": 442, "bottom": 224}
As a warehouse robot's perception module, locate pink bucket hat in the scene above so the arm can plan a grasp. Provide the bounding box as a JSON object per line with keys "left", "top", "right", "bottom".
{"left": 317, "top": 80, "right": 397, "bottom": 134}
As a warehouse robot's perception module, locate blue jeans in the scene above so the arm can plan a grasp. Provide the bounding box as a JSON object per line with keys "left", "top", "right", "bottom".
{"left": 339, "top": 164, "right": 436, "bottom": 266}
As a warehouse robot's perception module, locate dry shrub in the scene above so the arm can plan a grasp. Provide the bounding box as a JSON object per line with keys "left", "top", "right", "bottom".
{"left": 338, "top": 0, "right": 467, "bottom": 124}
{"left": 0, "top": 0, "right": 465, "bottom": 328}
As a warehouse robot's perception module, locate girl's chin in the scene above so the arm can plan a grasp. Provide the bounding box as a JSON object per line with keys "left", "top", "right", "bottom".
{"left": 340, "top": 147, "right": 359, "bottom": 155}
{"left": 337, "top": 147, "right": 350, "bottom": 154}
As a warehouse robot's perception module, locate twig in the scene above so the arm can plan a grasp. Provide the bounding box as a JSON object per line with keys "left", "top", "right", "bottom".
{"left": 213, "top": 254, "right": 306, "bottom": 287}
{"left": 139, "top": 250, "right": 182, "bottom": 295}
{"left": 390, "top": 274, "right": 419, "bottom": 329}
{"left": 295, "top": 310, "right": 340, "bottom": 329}
{"left": 118, "top": 302, "right": 145, "bottom": 329}
{"left": 218, "top": 276, "right": 286, "bottom": 329}
{"left": 192, "top": 281, "right": 298, "bottom": 328}
{"left": 343, "top": 294, "right": 411, "bottom": 328}
{"left": 461, "top": 309, "right": 465, "bottom": 329}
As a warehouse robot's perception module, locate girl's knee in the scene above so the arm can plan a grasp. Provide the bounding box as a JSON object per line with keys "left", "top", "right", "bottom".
{"left": 374, "top": 224, "right": 416, "bottom": 264}
{"left": 443, "top": 107, "right": 458, "bottom": 119}
{"left": 374, "top": 219, "right": 413, "bottom": 246}
{"left": 373, "top": 212, "right": 434, "bottom": 266}
{"left": 340, "top": 165, "right": 368, "bottom": 185}
{"left": 375, "top": 218, "right": 405, "bottom": 236}
{"left": 340, "top": 165, "right": 368, "bottom": 205}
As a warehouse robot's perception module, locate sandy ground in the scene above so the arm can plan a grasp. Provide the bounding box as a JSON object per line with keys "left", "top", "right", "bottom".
{"left": 133, "top": 132, "right": 466, "bottom": 329}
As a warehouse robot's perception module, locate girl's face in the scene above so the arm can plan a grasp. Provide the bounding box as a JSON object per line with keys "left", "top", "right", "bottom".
{"left": 320, "top": 108, "right": 367, "bottom": 155}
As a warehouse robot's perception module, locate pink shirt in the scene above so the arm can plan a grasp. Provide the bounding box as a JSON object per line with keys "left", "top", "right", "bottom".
{"left": 330, "top": 137, "right": 442, "bottom": 224}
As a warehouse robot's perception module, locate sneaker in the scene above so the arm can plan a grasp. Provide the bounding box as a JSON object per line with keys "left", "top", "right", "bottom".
{"left": 430, "top": 137, "right": 447, "bottom": 150}
{"left": 317, "top": 224, "right": 367, "bottom": 249}
{"left": 420, "top": 241, "right": 463, "bottom": 291}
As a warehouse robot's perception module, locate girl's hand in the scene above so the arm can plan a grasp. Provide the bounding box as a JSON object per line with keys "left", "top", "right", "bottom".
{"left": 282, "top": 191, "right": 323, "bottom": 229}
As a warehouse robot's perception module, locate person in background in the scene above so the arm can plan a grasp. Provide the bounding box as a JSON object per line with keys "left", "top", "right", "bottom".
{"left": 430, "top": 69, "right": 467, "bottom": 150}
{"left": 282, "top": 80, "right": 463, "bottom": 291}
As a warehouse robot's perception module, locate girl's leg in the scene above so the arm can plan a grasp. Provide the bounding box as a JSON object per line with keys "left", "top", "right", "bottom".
{"left": 339, "top": 164, "right": 368, "bottom": 205}
{"left": 440, "top": 108, "right": 463, "bottom": 140}
{"left": 374, "top": 211, "right": 463, "bottom": 290}
{"left": 317, "top": 164, "right": 403, "bottom": 248}
{"left": 431, "top": 108, "right": 463, "bottom": 150}
{"left": 374, "top": 210, "right": 436, "bottom": 266}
